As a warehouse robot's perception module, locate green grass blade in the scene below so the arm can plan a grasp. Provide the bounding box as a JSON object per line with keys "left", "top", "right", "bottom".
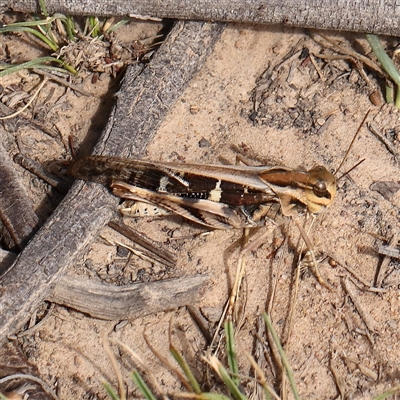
{"left": 199, "top": 393, "right": 232, "bottom": 400}
{"left": 244, "top": 350, "right": 278, "bottom": 400}
{"left": 88, "top": 16, "right": 102, "bottom": 37}
{"left": 224, "top": 320, "right": 239, "bottom": 386}
{"left": 174, "top": 392, "right": 231, "bottom": 400}
{"left": 0, "top": 14, "right": 66, "bottom": 28}
{"left": 366, "top": 34, "right": 400, "bottom": 87}
{"left": 170, "top": 344, "right": 202, "bottom": 394}
{"left": 216, "top": 361, "right": 248, "bottom": 400}
{"left": 395, "top": 87, "right": 400, "bottom": 108}
{"left": 23, "top": 64, "right": 74, "bottom": 74}
{"left": 0, "top": 57, "right": 77, "bottom": 77}
{"left": 264, "top": 386, "right": 272, "bottom": 400}
{"left": 0, "top": 26, "right": 58, "bottom": 51}
{"left": 1, "top": 19, "right": 51, "bottom": 28}
{"left": 106, "top": 18, "right": 130, "bottom": 34}
{"left": 103, "top": 381, "right": 121, "bottom": 400}
{"left": 263, "top": 312, "right": 300, "bottom": 400}
{"left": 385, "top": 82, "right": 394, "bottom": 103}
{"left": 38, "top": 0, "right": 49, "bottom": 17}
{"left": 366, "top": 33, "right": 400, "bottom": 107}
{"left": 131, "top": 369, "right": 157, "bottom": 400}
{"left": 372, "top": 383, "right": 400, "bottom": 400}
{"left": 63, "top": 15, "right": 77, "bottom": 40}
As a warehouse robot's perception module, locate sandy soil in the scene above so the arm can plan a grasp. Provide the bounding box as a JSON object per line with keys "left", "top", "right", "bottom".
{"left": 1, "top": 16, "right": 400, "bottom": 400}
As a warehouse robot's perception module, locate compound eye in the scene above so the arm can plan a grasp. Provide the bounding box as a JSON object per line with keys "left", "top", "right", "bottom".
{"left": 313, "top": 180, "right": 329, "bottom": 198}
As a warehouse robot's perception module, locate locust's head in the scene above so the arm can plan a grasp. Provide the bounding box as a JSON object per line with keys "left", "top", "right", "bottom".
{"left": 304, "top": 166, "right": 337, "bottom": 214}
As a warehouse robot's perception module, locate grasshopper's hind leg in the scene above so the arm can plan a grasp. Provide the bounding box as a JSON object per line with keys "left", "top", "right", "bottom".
{"left": 120, "top": 200, "right": 171, "bottom": 218}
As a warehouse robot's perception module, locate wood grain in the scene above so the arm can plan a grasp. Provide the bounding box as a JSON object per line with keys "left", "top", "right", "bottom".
{"left": 2, "top": 0, "right": 400, "bottom": 36}
{"left": 0, "top": 141, "right": 39, "bottom": 250}
{"left": 48, "top": 274, "right": 209, "bottom": 320}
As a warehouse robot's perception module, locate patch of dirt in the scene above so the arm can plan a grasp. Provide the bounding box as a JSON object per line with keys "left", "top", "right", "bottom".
{"left": 1, "top": 18, "right": 400, "bottom": 399}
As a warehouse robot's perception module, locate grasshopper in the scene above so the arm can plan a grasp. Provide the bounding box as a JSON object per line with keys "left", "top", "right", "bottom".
{"left": 68, "top": 157, "right": 337, "bottom": 230}
{"left": 69, "top": 111, "right": 368, "bottom": 294}
{"left": 69, "top": 112, "right": 368, "bottom": 237}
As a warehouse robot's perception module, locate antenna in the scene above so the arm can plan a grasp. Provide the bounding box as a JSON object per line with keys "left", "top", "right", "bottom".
{"left": 337, "top": 158, "right": 366, "bottom": 181}
{"left": 334, "top": 110, "right": 370, "bottom": 176}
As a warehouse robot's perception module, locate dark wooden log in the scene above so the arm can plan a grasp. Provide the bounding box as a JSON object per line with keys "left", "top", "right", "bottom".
{"left": 2, "top": 0, "right": 400, "bottom": 36}
{"left": 0, "top": 141, "right": 39, "bottom": 250}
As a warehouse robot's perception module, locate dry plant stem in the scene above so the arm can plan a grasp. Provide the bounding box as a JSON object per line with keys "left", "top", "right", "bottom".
{"left": 108, "top": 220, "right": 177, "bottom": 267}
{"left": 378, "top": 244, "right": 400, "bottom": 259}
{"left": 0, "top": 141, "right": 39, "bottom": 250}
{"left": 0, "top": 373, "right": 59, "bottom": 400}
{"left": 0, "top": 78, "right": 48, "bottom": 120}
{"left": 112, "top": 239, "right": 161, "bottom": 265}
{"left": 374, "top": 232, "right": 399, "bottom": 287}
{"left": 281, "top": 216, "right": 317, "bottom": 399}
{"left": 267, "top": 237, "right": 287, "bottom": 315}
{"left": 253, "top": 317, "right": 278, "bottom": 378}
{"left": 357, "top": 65, "right": 373, "bottom": 88}
{"left": 227, "top": 225, "right": 275, "bottom": 318}
{"left": 281, "top": 249, "right": 301, "bottom": 400}
{"left": 33, "top": 68, "right": 93, "bottom": 97}
{"left": 101, "top": 331, "right": 126, "bottom": 400}
{"left": 145, "top": 333, "right": 189, "bottom": 391}
{"left": 0, "top": 21, "right": 224, "bottom": 343}
{"left": 367, "top": 121, "right": 399, "bottom": 162}
{"left": 309, "top": 53, "right": 324, "bottom": 81}
{"left": 209, "top": 295, "right": 231, "bottom": 353}
{"left": 342, "top": 278, "right": 378, "bottom": 334}
{"left": 0, "top": 102, "right": 60, "bottom": 140}
{"left": 244, "top": 350, "right": 281, "bottom": 400}
{"left": 168, "top": 321, "right": 201, "bottom": 393}
{"left": 317, "top": 34, "right": 385, "bottom": 77}
{"left": 262, "top": 240, "right": 286, "bottom": 390}
{"left": 100, "top": 228, "right": 173, "bottom": 269}
{"left": 208, "top": 228, "right": 254, "bottom": 352}
{"left": 13, "top": 153, "right": 69, "bottom": 193}
{"left": 354, "top": 328, "right": 374, "bottom": 346}
{"left": 329, "top": 360, "right": 347, "bottom": 399}
{"left": 292, "top": 216, "right": 331, "bottom": 289}
{"left": 15, "top": 303, "right": 55, "bottom": 338}
{"left": 228, "top": 227, "right": 250, "bottom": 318}
{"left": 6, "top": 0, "right": 400, "bottom": 36}
{"left": 324, "top": 252, "right": 371, "bottom": 287}
{"left": 355, "top": 360, "right": 378, "bottom": 380}
{"left": 116, "top": 335, "right": 168, "bottom": 398}
{"left": 47, "top": 274, "right": 209, "bottom": 320}
{"left": 316, "top": 113, "right": 335, "bottom": 135}
{"left": 187, "top": 305, "right": 213, "bottom": 344}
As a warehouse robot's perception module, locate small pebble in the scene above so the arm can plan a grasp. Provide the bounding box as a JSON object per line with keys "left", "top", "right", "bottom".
{"left": 198, "top": 138, "right": 210, "bottom": 148}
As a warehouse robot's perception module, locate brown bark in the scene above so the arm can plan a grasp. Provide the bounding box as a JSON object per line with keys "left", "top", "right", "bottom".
{"left": 108, "top": 220, "right": 177, "bottom": 268}
{"left": 2, "top": 0, "right": 400, "bottom": 37}
{"left": 0, "top": 140, "right": 39, "bottom": 250}
{"left": 0, "top": 21, "right": 224, "bottom": 344}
